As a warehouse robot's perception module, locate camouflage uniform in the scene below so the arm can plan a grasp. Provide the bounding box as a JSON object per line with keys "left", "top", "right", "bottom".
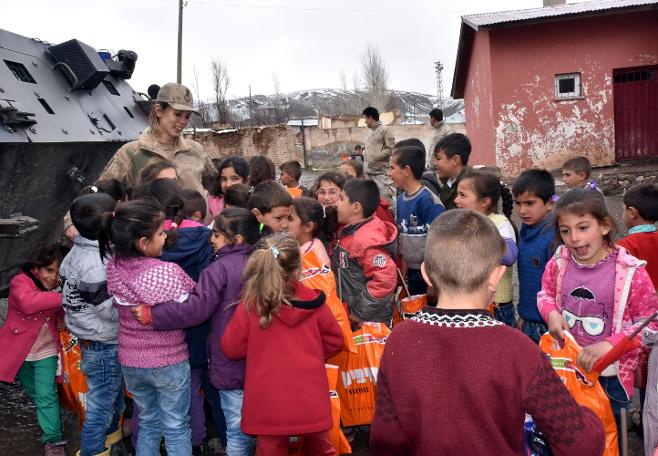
{"left": 427, "top": 121, "right": 455, "bottom": 169}
{"left": 364, "top": 121, "right": 396, "bottom": 208}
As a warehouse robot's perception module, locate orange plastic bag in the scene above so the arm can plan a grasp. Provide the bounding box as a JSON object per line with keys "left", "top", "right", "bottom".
{"left": 332, "top": 322, "right": 390, "bottom": 426}
{"left": 57, "top": 330, "right": 87, "bottom": 428}
{"left": 301, "top": 247, "right": 356, "bottom": 353}
{"left": 392, "top": 289, "right": 426, "bottom": 327}
{"left": 539, "top": 332, "right": 619, "bottom": 456}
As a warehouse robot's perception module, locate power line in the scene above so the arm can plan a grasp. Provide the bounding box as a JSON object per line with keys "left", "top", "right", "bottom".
{"left": 188, "top": 0, "right": 459, "bottom": 14}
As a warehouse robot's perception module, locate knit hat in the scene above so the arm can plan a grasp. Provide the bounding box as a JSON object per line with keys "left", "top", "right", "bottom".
{"left": 155, "top": 83, "right": 198, "bottom": 113}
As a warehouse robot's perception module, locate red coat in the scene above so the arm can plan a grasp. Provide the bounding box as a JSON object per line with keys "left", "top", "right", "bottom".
{"left": 0, "top": 269, "right": 62, "bottom": 382}
{"left": 618, "top": 232, "right": 658, "bottom": 289}
{"left": 221, "top": 282, "right": 343, "bottom": 435}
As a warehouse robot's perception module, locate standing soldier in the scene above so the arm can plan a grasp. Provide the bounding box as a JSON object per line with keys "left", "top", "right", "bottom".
{"left": 427, "top": 108, "right": 454, "bottom": 170}
{"left": 362, "top": 107, "right": 396, "bottom": 208}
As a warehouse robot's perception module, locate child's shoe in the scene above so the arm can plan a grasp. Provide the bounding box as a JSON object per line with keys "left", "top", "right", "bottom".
{"left": 44, "top": 441, "right": 66, "bottom": 456}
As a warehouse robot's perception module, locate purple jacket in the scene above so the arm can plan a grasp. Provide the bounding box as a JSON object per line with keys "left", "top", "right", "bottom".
{"left": 150, "top": 243, "right": 253, "bottom": 390}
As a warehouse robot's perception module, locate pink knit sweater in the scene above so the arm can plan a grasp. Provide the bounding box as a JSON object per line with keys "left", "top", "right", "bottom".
{"left": 107, "top": 256, "right": 195, "bottom": 368}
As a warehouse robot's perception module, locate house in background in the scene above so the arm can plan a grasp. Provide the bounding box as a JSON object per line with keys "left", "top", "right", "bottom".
{"left": 451, "top": 0, "right": 658, "bottom": 177}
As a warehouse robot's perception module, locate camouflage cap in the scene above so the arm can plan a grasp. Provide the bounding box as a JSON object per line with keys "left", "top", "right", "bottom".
{"left": 155, "top": 83, "right": 197, "bottom": 113}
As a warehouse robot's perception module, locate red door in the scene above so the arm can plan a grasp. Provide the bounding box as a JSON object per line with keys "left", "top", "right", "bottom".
{"left": 613, "top": 65, "right": 658, "bottom": 161}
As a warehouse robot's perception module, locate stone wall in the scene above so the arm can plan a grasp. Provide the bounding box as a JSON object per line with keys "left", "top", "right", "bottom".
{"left": 596, "top": 168, "right": 658, "bottom": 196}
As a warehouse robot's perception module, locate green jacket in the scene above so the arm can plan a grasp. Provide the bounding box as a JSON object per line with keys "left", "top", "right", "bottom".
{"left": 439, "top": 166, "right": 469, "bottom": 210}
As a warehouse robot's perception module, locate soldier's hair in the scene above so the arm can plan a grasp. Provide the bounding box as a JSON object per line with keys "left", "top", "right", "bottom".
{"left": 343, "top": 179, "right": 380, "bottom": 218}
{"left": 279, "top": 160, "right": 303, "bottom": 181}
{"left": 242, "top": 234, "right": 301, "bottom": 328}
{"left": 424, "top": 210, "right": 504, "bottom": 295}
{"left": 429, "top": 108, "right": 444, "bottom": 122}
{"left": 213, "top": 207, "right": 263, "bottom": 246}
{"left": 393, "top": 138, "right": 426, "bottom": 180}
{"left": 512, "top": 169, "right": 556, "bottom": 203}
{"left": 139, "top": 160, "right": 177, "bottom": 185}
{"left": 339, "top": 161, "right": 364, "bottom": 178}
{"left": 435, "top": 133, "right": 471, "bottom": 166}
{"left": 183, "top": 189, "right": 207, "bottom": 220}
{"left": 98, "top": 198, "right": 166, "bottom": 260}
{"left": 292, "top": 197, "right": 339, "bottom": 246}
{"left": 70, "top": 193, "right": 118, "bottom": 240}
{"left": 623, "top": 183, "right": 658, "bottom": 222}
{"left": 248, "top": 155, "right": 276, "bottom": 188}
{"left": 79, "top": 179, "right": 128, "bottom": 202}
{"left": 224, "top": 183, "right": 251, "bottom": 208}
{"left": 562, "top": 156, "right": 591, "bottom": 179}
{"left": 247, "top": 180, "right": 293, "bottom": 214}
{"left": 362, "top": 107, "right": 379, "bottom": 120}
{"left": 148, "top": 102, "right": 174, "bottom": 138}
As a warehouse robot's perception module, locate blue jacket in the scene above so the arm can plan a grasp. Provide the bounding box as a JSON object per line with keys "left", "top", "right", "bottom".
{"left": 517, "top": 218, "right": 556, "bottom": 322}
{"left": 152, "top": 244, "right": 253, "bottom": 390}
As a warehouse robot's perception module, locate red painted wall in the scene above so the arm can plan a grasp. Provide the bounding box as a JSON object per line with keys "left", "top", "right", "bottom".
{"left": 466, "top": 10, "right": 658, "bottom": 176}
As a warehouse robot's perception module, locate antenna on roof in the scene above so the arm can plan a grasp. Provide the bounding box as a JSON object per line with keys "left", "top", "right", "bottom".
{"left": 434, "top": 61, "right": 445, "bottom": 109}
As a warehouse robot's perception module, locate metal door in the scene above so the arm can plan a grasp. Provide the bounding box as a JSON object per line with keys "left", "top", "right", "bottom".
{"left": 613, "top": 65, "right": 658, "bottom": 161}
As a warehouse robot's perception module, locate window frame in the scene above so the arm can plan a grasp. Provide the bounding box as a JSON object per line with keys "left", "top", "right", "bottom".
{"left": 554, "top": 72, "right": 582, "bottom": 101}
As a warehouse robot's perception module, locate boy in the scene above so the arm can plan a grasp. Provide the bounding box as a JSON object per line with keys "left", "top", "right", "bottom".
{"left": 183, "top": 189, "right": 207, "bottom": 223}
{"left": 247, "top": 180, "right": 292, "bottom": 232}
{"left": 432, "top": 133, "right": 471, "bottom": 210}
{"left": 618, "top": 182, "right": 658, "bottom": 288}
{"left": 279, "top": 160, "right": 309, "bottom": 198}
{"left": 332, "top": 179, "right": 398, "bottom": 324}
{"left": 562, "top": 155, "right": 599, "bottom": 190}
{"left": 370, "top": 210, "right": 604, "bottom": 455}
{"left": 512, "top": 169, "right": 556, "bottom": 343}
{"left": 224, "top": 183, "right": 250, "bottom": 209}
{"left": 59, "top": 193, "right": 126, "bottom": 456}
{"left": 388, "top": 138, "right": 444, "bottom": 295}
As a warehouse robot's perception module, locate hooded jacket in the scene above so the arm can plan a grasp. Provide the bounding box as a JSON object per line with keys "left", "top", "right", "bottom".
{"left": 151, "top": 244, "right": 253, "bottom": 390}
{"left": 537, "top": 245, "right": 658, "bottom": 397}
{"left": 332, "top": 216, "right": 398, "bottom": 323}
{"left": 60, "top": 236, "right": 118, "bottom": 343}
{"left": 221, "top": 282, "right": 343, "bottom": 435}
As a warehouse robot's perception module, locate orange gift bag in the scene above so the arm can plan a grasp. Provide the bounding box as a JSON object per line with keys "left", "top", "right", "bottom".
{"left": 539, "top": 332, "right": 619, "bottom": 456}
{"left": 57, "top": 330, "right": 87, "bottom": 428}
{"left": 392, "top": 288, "right": 426, "bottom": 327}
{"left": 333, "top": 322, "right": 390, "bottom": 426}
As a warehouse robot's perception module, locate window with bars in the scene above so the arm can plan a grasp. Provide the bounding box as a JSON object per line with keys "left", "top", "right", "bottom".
{"left": 555, "top": 73, "right": 581, "bottom": 100}
{"left": 614, "top": 69, "right": 655, "bottom": 83}
{"left": 4, "top": 60, "right": 36, "bottom": 83}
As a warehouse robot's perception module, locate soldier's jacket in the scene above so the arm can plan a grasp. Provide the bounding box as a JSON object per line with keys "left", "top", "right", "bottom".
{"left": 364, "top": 121, "right": 395, "bottom": 175}
{"left": 427, "top": 122, "right": 455, "bottom": 165}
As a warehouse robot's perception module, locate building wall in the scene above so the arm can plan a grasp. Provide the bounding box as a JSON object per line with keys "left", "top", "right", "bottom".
{"left": 488, "top": 10, "right": 658, "bottom": 176}
{"left": 464, "top": 30, "right": 497, "bottom": 166}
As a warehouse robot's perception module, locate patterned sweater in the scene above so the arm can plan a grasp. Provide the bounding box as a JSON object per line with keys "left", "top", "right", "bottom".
{"left": 370, "top": 308, "right": 605, "bottom": 456}
{"left": 107, "top": 256, "right": 195, "bottom": 368}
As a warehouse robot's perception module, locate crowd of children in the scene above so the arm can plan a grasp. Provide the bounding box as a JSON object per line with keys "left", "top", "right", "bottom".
{"left": 1, "top": 122, "right": 658, "bottom": 456}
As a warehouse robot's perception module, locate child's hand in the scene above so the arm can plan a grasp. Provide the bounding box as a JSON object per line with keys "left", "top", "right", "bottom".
{"left": 577, "top": 340, "right": 613, "bottom": 372}
{"left": 131, "top": 304, "right": 152, "bottom": 326}
{"left": 547, "top": 310, "right": 569, "bottom": 340}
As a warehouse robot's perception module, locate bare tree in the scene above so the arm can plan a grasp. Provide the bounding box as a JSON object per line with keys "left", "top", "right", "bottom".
{"left": 272, "top": 72, "right": 291, "bottom": 123}
{"left": 189, "top": 65, "right": 211, "bottom": 127}
{"left": 360, "top": 44, "right": 390, "bottom": 111}
{"left": 210, "top": 58, "right": 231, "bottom": 125}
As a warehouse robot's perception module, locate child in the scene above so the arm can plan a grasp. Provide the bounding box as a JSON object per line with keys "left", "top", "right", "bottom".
{"left": 618, "top": 182, "right": 658, "bottom": 288}
{"left": 100, "top": 198, "right": 195, "bottom": 455}
{"left": 562, "top": 155, "right": 599, "bottom": 190}
{"left": 224, "top": 183, "right": 250, "bottom": 209}
{"left": 290, "top": 197, "right": 338, "bottom": 265}
{"left": 512, "top": 169, "right": 556, "bottom": 343}
{"left": 279, "top": 160, "right": 309, "bottom": 198}
{"left": 210, "top": 156, "right": 251, "bottom": 218}
{"left": 370, "top": 209, "right": 605, "bottom": 455}
{"left": 138, "top": 160, "right": 178, "bottom": 185}
{"left": 314, "top": 171, "right": 347, "bottom": 208}
{"left": 388, "top": 138, "right": 445, "bottom": 296}
{"left": 60, "top": 193, "right": 125, "bottom": 456}
{"left": 79, "top": 178, "right": 128, "bottom": 202}
{"left": 248, "top": 155, "right": 276, "bottom": 188}
{"left": 432, "top": 132, "right": 471, "bottom": 210}
{"left": 247, "top": 180, "right": 293, "bottom": 232}
{"left": 333, "top": 179, "right": 398, "bottom": 324}
{"left": 0, "top": 244, "right": 67, "bottom": 456}
{"left": 183, "top": 189, "right": 207, "bottom": 224}
{"left": 538, "top": 188, "right": 658, "bottom": 443}
{"left": 221, "top": 234, "right": 344, "bottom": 455}
{"left": 133, "top": 208, "right": 262, "bottom": 455}
{"left": 455, "top": 170, "right": 518, "bottom": 327}
{"left": 339, "top": 160, "right": 364, "bottom": 179}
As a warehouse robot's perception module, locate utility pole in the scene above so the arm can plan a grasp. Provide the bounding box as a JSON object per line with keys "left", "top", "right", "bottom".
{"left": 434, "top": 61, "right": 444, "bottom": 109}
{"left": 177, "top": 0, "right": 185, "bottom": 83}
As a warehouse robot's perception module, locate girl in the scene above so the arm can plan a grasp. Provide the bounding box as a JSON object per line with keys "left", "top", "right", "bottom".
{"left": 314, "top": 171, "right": 347, "bottom": 207}
{"left": 248, "top": 155, "right": 276, "bottom": 188}
{"left": 339, "top": 160, "right": 364, "bottom": 179}
{"left": 138, "top": 160, "right": 178, "bottom": 185}
{"left": 133, "top": 208, "right": 262, "bottom": 455}
{"left": 455, "top": 169, "right": 518, "bottom": 327}
{"left": 221, "top": 234, "right": 344, "bottom": 455}
{"left": 210, "top": 156, "right": 250, "bottom": 218}
{"left": 100, "top": 198, "right": 196, "bottom": 456}
{"left": 538, "top": 188, "right": 658, "bottom": 441}
{"left": 0, "top": 244, "right": 67, "bottom": 456}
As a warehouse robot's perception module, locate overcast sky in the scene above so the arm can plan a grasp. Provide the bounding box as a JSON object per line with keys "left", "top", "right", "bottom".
{"left": 4, "top": 0, "right": 590, "bottom": 101}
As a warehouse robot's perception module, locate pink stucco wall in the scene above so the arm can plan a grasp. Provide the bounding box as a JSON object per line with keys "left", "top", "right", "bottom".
{"left": 465, "top": 10, "right": 658, "bottom": 177}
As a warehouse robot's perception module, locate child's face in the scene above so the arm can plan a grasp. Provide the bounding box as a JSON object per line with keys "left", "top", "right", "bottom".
{"left": 35, "top": 261, "right": 60, "bottom": 290}
{"left": 139, "top": 221, "right": 167, "bottom": 257}
{"left": 558, "top": 212, "right": 610, "bottom": 265}
{"left": 562, "top": 169, "right": 587, "bottom": 188}
{"left": 339, "top": 163, "right": 358, "bottom": 179}
{"left": 220, "top": 167, "right": 245, "bottom": 194}
{"left": 336, "top": 191, "right": 357, "bottom": 225}
{"left": 156, "top": 167, "right": 178, "bottom": 181}
{"left": 514, "top": 192, "right": 552, "bottom": 226}
{"left": 261, "top": 205, "right": 291, "bottom": 233}
{"left": 387, "top": 155, "right": 407, "bottom": 190}
{"left": 455, "top": 179, "right": 488, "bottom": 214}
{"left": 434, "top": 149, "right": 460, "bottom": 179}
{"left": 280, "top": 171, "right": 295, "bottom": 187}
{"left": 316, "top": 180, "right": 341, "bottom": 207}
{"left": 287, "top": 208, "right": 312, "bottom": 244}
{"left": 210, "top": 229, "right": 228, "bottom": 252}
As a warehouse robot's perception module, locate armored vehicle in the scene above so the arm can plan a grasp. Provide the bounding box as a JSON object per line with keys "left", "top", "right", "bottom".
{"left": 0, "top": 28, "right": 149, "bottom": 293}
